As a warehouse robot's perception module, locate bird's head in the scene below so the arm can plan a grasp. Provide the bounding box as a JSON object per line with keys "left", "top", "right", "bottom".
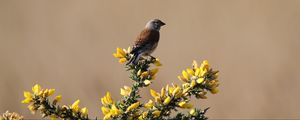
{"left": 145, "top": 19, "right": 166, "bottom": 31}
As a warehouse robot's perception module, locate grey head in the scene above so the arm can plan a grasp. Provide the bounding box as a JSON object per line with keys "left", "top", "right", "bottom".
{"left": 145, "top": 19, "right": 166, "bottom": 31}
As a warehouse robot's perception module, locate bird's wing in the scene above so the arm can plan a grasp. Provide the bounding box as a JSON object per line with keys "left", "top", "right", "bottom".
{"left": 131, "top": 29, "right": 159, "bottom": 54}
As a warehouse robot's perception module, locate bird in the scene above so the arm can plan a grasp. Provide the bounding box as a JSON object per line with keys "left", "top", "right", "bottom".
{"left": 126, "top": 19, "right": 166, "bottom": 65}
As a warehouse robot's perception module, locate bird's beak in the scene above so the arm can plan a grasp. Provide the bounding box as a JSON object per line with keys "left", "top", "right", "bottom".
{"left": 160, "top": 22, "right": 166, "bottom": 26}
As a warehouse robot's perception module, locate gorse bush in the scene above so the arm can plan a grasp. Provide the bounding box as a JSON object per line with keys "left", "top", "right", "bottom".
{"left": 104, "top": 47, "right": 220, "bottom": 120}
{"left": 2, "top": 47, "right": 220, "bottom": 120}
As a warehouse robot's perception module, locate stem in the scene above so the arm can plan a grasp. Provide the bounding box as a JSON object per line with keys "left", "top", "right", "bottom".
{"left": 37, "top": 97, "right": 89, "bottom": 120}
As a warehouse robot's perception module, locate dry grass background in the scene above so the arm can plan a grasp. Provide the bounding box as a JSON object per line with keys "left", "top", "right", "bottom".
{"left": 0, "top": 0, "right": 300, "bottom": 119}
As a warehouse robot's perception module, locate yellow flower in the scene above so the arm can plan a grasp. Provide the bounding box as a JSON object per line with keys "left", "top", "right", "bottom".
{"left": 113, "top": 47, "right": 126, "bottom": 58}
{"left": 178, "top": 76, "right": 188, "bottom": 83}
{"left": 150, "top": 89, "right": 159, "bottom": 98}
{"left": 113, "top": 47, "right": 130, "bottom": 64}
{"left": 120, "top": 86, "right": 132, "bottom": 96}
{"left": 192, "top": 60, "right": 198, "bottom": 69}
{"left": 195, "top": 68, "right": 201, "bottom": 76}
{"left": 209, "top": 80, "right": 220, "bottom": 88}
{"left": 142, "top": 112, "right": 148, "bottom": 118}
{"left": 165, "top": 84, "right": 169, "bottom": 91}
{"left": 140, "top": 71, "right": 149, "bottom": 78}
{"left": 160, "top": 88, "right": 165, "bottom": 97}
{"left": 101, "top": 107, "right": 110, "bottom": 115}
{"left": 182, "top": 87, "right": 191, "bottom": 94}
{"left": 163, "top": 96, "right": 171, "bottom": 105}
{"left": 210, "top": 88, "right": 219, "bottom": 94}
{"left": 200, "top": 60, "right": 210, "bottom": 70}
{"left": 154, "top": 58, "right": 162, "bottom": 66}
{"left": 41, "top": 89, "right": 48, "bottom": 97}
{"left": 168, "top": 86, "right": 174, "bottom": 95}
{"left": 179, "top": 60, "right": 217, "bottom": 89}
{"left": 144, "top": 100, "right": 154, "bottom": 109}
{"left": 126, "top": 102, "right": 140, "bottom": 112}
{"left": 110, "top": 104, "right": 121, "bottom": 116}
{"left": 186, "top": 68, "right": 195, "bottom": 76}
{"left": 150, "top": 68, "right": 159, "bottom": 76}
{"left": 152, "top": 110, "right": 161, "bottom": 117}
{"left": 200, "top": 69, "right": 207, "bottom": 77}
{"left": 49, "top": 89, "right": 55, "bottom": 95}
{"left": 151, "top": 75, "right": 156, "bottom": 80}
{"left": 113, "top": 53, "right": 124, "bottom": 58}
{"left": 190, "top": 80, "right": 196, "bottom": 88}
{"left": 178, "top": 101, "right": 193, "bottom": 109}
{"left": 32, "top": 84, "right": 41, "bottom": 95}
{"left": 182, "top": 83, "right": 189, "bottom": 88}
{"left": 105, "top": 93, "right": 113, "bottom": 104}
{"left": 172, "top": 86, "right": 181, "bottom": 96}
{"left": 119, "top": 58, "right": 127, "bottom": 64}
{"left": 138, "top": 115, "right": 143, "bottom": 120}
{"left": 154, "top": 97, "right": 162, "bottom": 103}
{"left": 21, "top": 91, "right": 32, "bottom": 104}
{"left": 190, "top": 109, "right": 196, "bottom": 115}
{"left": 144, "top": 80, "right": 151, "bottom": 86}
{"left": 55, "top": 95, "right": 62, "bottom": 101}
{"left": 81, "top": 107, "right": 88, "bottom": 116}
{"left": 51, "top": 115, "right": 57, "bottom": 120}
{"left": 53, "top": 95, "right": 62, "bottom": 104}
{"left": 71, "top": 100, "right": 80, "bottom": 112}
{"left": 196, "top": 78, "right": 204, "bottom": 84}
{"left": 175, "top": 91, "right": 183, "bottom": 98}
{"left": 28, "top": 104, "right": 36, "bottom": 113}
{"left": 101, "top": 92, "right": 113, "bottom": 105}
{"left": 45, "top": 89, "right": 55, "bottom": 97}
{"left": 117, "top": 48, "right": 126, "bottom": 56}
{"left": 125, "top": 47, "right": 131, "bottom": 54}
{"left": 182, "top": 70, "right": 189, "bottom": 80}
{"left": 103, "top": 113, "right": 112, "bottom": 120}
{"left": 137, "top": 69, "right": 142, "bottom": 76}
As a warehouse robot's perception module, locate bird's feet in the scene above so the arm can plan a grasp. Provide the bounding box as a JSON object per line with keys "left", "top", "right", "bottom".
{"left": 149, "top": 55, "right": 156, "bottom": 62}
{"left": 150, "top": 55, "right": 156, "bottom": 60}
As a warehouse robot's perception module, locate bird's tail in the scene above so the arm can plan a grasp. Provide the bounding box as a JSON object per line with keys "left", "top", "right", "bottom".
{"left": 126, "top": 53, "right": 141, "bottom": 65}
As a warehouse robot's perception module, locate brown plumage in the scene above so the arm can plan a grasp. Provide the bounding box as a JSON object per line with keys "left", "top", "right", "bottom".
{"left": 127, "top": 19, "right": 165, "bottom": 65}
{"left": 132, "top": 29, "right": 159, "bottom": 56}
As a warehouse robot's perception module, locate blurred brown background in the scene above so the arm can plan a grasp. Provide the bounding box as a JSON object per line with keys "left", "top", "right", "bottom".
{"left": 1, "top": 0, "right": 300, "bottom": 119}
